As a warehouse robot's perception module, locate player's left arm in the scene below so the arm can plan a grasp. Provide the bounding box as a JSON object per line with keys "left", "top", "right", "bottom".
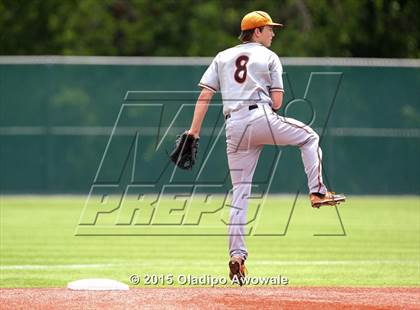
{"left": 188, "top": 88, "right": 214, "bottom": 138}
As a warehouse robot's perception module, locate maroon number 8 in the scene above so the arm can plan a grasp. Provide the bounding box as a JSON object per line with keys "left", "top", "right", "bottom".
{"left": 234, "top": 55, "right": 249, "bottom": 83}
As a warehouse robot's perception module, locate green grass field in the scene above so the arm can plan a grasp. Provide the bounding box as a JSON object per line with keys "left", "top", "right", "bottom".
{"left": 1, "top": 195, "right": 419, "bottom": 288}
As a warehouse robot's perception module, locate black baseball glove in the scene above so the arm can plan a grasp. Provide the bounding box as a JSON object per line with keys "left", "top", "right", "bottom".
{"left": 169, "top": 131, "right": 199, "bottom": 170}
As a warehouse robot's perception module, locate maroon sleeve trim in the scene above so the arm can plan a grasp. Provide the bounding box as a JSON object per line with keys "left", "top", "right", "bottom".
{"left": 198, "top": 83, "right": 217, "bottom": 93}
{"left": 269, "top": 87, "right": 284, "bottom": 92}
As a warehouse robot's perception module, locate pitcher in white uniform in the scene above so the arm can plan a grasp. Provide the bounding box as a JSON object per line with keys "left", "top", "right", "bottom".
{"left": 187, "top": 11, "right": 346, "bottom": 285}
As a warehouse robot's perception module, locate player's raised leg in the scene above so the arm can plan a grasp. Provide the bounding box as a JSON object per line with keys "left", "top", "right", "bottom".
{"left": 254, "top": 107, "right": 346, "bottom": 207}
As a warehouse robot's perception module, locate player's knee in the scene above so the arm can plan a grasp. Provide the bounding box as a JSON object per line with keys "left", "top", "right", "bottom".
{"left": 306, "top": 131, "right": 320, "bottom": 146}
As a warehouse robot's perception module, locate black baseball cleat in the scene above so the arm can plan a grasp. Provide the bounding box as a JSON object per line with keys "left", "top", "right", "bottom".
{"left": 229, "top": 256, "right": 247, "bottom": 286}
{"left": 310, "top": 191, "right": 346, "bottom": 208}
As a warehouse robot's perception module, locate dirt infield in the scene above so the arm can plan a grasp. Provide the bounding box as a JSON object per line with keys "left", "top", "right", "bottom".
{"left": 1, "top": 287, "right": 419, "bottom": 309}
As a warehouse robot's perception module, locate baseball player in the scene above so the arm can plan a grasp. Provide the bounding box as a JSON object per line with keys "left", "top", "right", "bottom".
{"left": 187, "top": 11, "right": 346, "bottom": 285}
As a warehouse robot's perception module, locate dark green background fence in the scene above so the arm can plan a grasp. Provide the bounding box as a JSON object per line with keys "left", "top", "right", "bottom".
{"left": 1, "top": 58, "right": 419, "bottom": 194}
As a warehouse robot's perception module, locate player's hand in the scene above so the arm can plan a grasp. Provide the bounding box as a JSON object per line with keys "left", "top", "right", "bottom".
{"left": 188, "top": 130, "right": 200, "bottom": 139}
{"left": 169, "top": 131, "right": 199, "bottom": 170}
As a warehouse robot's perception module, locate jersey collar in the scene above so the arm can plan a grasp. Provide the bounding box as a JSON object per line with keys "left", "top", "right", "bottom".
{"left": 241, "top": 42, "right": 263, "bottom": 46}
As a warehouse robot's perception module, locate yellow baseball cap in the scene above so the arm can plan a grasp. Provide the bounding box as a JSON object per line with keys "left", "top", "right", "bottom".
{"left": 241, "top": 11, "right": 283, "bottom": 31}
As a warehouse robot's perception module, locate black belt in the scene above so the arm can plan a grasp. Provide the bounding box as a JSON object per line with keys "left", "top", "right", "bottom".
{"left": 225, "top": 104, "right": 258, "bottom": 120}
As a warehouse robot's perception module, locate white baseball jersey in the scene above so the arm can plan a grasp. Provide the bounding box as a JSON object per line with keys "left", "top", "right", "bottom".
{"left": 198, "top": 42, "right": 284, "bottom": 115}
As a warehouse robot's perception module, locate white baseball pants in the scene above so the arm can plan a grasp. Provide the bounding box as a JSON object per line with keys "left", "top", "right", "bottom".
{"left": 225, "top": 103, "right": 327, "bottom": 260}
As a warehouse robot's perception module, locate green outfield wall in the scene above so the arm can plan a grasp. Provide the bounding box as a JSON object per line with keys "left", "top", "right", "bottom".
{"left": 0, "top": 57, "right": 419, "bottom": 194}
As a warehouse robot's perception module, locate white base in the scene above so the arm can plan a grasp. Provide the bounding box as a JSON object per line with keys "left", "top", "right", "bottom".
{"left": 67, "top": 278, "right": 129, "bottom": 291}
